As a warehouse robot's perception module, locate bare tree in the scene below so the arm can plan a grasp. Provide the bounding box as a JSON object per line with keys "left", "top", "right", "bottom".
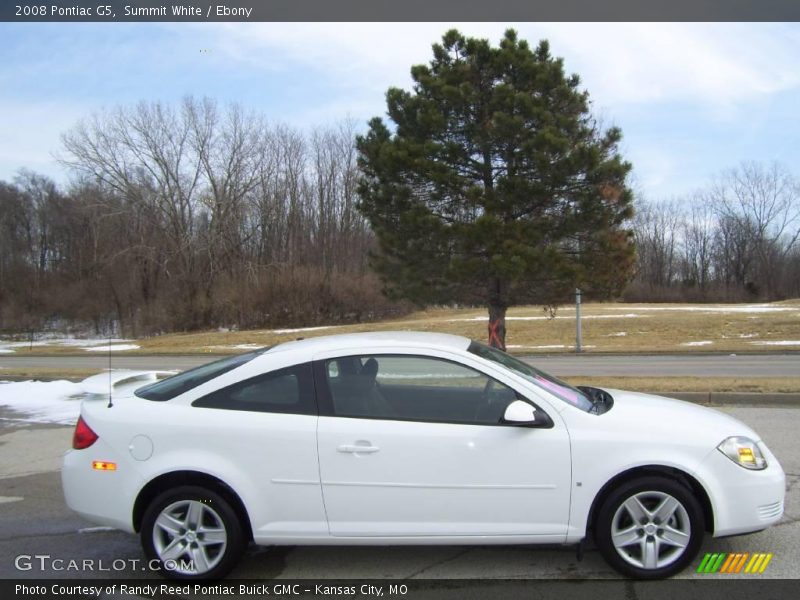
{"left": 27, "top": 97, "right": 395, "bottom": 334}
{"left": 679, "top": 197, "right": 716, "bottom": 294}
{"left": 708, "top": 162, "right": 800, "bottom": 298}
{"left": 631, "top": 199, "right": 681, "bottom": 291}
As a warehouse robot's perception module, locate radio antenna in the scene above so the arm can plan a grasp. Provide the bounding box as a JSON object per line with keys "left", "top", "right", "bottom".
{"left": 107, "top": 323, "right": 114, "bottom": 408}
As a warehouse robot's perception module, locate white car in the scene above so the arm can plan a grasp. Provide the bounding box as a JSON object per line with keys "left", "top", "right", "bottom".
{"left": 62, "top": 332, "right": 785, "bottom": 580}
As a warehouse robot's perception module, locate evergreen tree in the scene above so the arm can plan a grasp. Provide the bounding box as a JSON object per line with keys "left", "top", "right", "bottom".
{"left": 357, "top": 29, "right": 634, "bottom": 349}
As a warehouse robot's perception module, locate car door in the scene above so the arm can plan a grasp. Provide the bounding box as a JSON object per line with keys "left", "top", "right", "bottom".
{"left": 314, "top": 351, "right": 571, "bottom": 539}
{"left": 184, "top": 362, "right": 327, "bottom": 539}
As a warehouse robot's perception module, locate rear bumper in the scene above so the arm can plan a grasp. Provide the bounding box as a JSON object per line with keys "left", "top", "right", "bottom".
{"left": 61, "top": 440, "right": 144, "bottom": 533}
{"left": 699, "top": 444, "right": 785, "bottom": 538}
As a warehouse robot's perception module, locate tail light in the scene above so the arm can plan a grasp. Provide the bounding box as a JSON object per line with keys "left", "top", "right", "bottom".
{"left": 72, "top": 416, "right": 99, "bottom": 449}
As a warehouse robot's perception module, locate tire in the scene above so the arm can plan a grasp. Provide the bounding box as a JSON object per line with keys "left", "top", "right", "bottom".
{"left": 594, "top": 476, "right": 705, "bottom": 579}
{"left": 141, "top": 485, "right": 246, "bottom": 580}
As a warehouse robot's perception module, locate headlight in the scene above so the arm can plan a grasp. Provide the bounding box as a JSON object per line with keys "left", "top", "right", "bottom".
{"left": 717, "top": 436, "right": 767, "bottom": 470}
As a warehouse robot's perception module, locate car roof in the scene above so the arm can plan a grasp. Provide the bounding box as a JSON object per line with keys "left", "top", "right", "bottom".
{"left": 266, "top": 330, "right": 472, "bottom": 356}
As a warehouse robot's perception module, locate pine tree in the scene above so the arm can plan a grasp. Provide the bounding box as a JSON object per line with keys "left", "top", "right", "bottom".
{"left": 357, "top": 29, "right": 635, "bottom": 349}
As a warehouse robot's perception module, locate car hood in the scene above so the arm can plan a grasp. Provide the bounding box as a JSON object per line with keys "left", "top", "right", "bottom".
{"left": 599, "top": 388, "right": 760, "bottom": 444}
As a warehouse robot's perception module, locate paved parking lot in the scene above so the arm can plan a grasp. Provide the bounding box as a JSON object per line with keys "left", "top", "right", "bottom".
{"left": 0, "top": 406, "right": 797, "bottom": 582}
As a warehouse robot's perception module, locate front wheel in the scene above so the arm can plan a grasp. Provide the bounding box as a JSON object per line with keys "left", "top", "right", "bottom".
{"left": 594, "top": 476, "right": 705, "bottom": 579}
{"left": 141, "top": 485, "right": 246, "bottom": 580}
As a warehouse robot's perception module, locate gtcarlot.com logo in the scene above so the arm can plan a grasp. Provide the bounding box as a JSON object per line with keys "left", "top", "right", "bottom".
{"left": 697, "top": 552, "right": 774, "bottom": 574}
{"left": 14, "top": 554, "right": 193, "bottom": 573}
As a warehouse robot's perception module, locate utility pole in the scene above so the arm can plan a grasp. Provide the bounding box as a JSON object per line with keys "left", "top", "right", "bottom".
{"left": 575, "top": 288, "right": 583, "bottom": 353}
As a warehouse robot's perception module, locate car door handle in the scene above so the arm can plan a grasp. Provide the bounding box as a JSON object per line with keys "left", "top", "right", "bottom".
{"left": 337, "top": 443, "right": 380, "bottom": 454}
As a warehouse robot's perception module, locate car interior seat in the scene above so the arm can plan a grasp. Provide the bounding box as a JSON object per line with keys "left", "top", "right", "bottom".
{"left": 359, "top": 358, "right": 395, "bottom": 418}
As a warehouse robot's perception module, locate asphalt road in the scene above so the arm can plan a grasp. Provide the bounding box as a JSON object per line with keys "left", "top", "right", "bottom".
{"left": 1, "top": 353, "right": 799, "bottom": 377}
{"left": 0, "top": 406, "right": 797, "bottom": 583}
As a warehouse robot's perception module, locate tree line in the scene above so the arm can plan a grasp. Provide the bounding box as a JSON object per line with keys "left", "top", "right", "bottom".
{"left": 0, "top": 98, "right": 402, "bottom": 336}
{"left": 1, "top": 97, "right": 798, "bottom": 338}
{"left": 629, "top": 162, "right": 800, "bottom": 302}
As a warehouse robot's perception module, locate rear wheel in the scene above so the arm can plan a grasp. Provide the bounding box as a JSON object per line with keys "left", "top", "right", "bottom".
{"left": 595, "top": 476, "right": 705, "bottom": 579}
{"left": 141, "top": 485, "right": 246, "bottom": 580}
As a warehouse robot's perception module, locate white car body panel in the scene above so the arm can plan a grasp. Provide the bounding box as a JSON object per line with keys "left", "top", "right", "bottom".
{"left": 62, "top": 331, "right": 785, "bottom": 552}
{"left": 562, "top": 389, "right": 784, "bottom": 541}
{"left": 311, "top": 344, "right": 571, "bottom": 538}
{"left": 65, "top": 395, "right": 327, "bottom": 540}
{"left": 317, "top": 416, "right": 571, "bottom": 537}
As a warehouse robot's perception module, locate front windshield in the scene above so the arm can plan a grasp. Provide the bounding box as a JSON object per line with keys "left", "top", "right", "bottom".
{"left": 468, "top": 341, "right": 594, "bottom": 412}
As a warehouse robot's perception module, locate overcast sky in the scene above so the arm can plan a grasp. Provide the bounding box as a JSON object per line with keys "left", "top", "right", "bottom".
{"left": 1, "top": 22, "right": 798, "bottom": 198}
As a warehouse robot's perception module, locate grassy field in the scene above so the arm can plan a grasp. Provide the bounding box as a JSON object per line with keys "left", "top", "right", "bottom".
{"left": 0, "top": 368, "right": 101, "bottom": 381}
{"left": 2, "top": 300, "right": 798, "bottom": 356}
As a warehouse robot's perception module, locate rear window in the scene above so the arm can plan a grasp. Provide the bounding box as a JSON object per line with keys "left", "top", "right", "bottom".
{"left": 135, "top": 349, "right": 269, "bottom": 401}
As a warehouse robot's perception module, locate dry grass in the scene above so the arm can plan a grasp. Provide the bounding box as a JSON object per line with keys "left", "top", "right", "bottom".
{"left": 564, "top": 376, "right": 800, "bottom": 394}
{"left": 0, "top": 367, "right": 99, "bottom": 381}
{"left": 2, "top": 300, "right": 799, "bottom": 356}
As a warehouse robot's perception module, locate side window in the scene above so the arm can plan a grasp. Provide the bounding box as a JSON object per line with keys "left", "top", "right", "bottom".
{"left": 192, "top": 363, "right": 315, "bottom": 415}
{"left": 324, "top": 355, "right": 522, "bottom": 425}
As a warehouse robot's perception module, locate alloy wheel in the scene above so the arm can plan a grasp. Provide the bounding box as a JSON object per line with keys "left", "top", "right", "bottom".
{"left": 152, "top": 499, "right": 228, "bottom": 575}
{"left": 610, "top": 490, "right": 691, "bottom": 570}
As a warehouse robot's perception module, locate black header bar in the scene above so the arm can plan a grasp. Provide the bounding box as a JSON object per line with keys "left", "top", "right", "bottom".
{"left": 3, "top": 1, "right": 800, "bottom": 23}
{"left": 3, "top": 579, "right": 800, "bottom": 600}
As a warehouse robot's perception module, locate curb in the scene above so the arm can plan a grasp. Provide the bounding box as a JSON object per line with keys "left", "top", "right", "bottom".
{"left": 650, "top": 392, "right": 800, "bottom": 407}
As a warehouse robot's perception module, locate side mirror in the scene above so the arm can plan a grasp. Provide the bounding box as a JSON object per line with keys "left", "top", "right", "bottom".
{"left": 502, "top": 400, "right": 552, "bottom": 428}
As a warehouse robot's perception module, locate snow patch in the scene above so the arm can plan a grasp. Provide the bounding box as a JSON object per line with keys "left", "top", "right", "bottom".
{"left": 0, "top": 380, "right": 83, "bottom": 424}
{"left": 0, "top": 341, "right": 54, "bottom": 349}
{"left": 608, "top": 304, "right": 794, "bottom": 314}
{"left": 507, "top": 344, "right": 597, "bottom": 350}
{"left": 607, "top": 332, "right": 628, "bottom": 337}
{"left": 507, "top": 344, "right": 565, "bottom": 349}
{"left": 204, "top": 344, "right": 265, "bottom": 351}
{"left": 271, "top": 326, "right": 334, "bottom": 334}
{"left": 450, "top": 314, "right": 643, "bottom": 323}
{"left": 0, "top": 337, "right": 133, "bottom": 352}
{"left": 680, "top": 340, "right": 714, "bottom": 347}
{"left": 748, "top": 340, "right": 800, "bottom": 346}
{"left": 84, "top": 344, "right": 140, "bottom": 352}
{"left": 50, "top": 338, "right": 131, "bottom": 347}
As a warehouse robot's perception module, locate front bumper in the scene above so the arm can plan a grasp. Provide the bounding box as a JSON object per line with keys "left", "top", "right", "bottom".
{"left": 698, "top": 442, "right": 785, "bottom": 537}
